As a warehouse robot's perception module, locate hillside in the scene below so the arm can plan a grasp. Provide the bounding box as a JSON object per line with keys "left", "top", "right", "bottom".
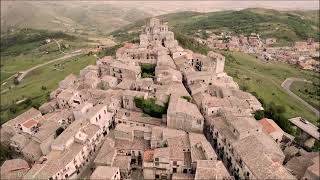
{"left": 0, "top": 28, "right": 100, "bottom": 124}
{"left": 1, "top": 1, "right": 151, "bottom": 35}
{"left": 111, "top": 9, "right": 319, "bottom": 46}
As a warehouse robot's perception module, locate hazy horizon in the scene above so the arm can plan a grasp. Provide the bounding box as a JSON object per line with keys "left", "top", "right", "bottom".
{"left": 102, "top": 1, "right": 320, "bottom": 14}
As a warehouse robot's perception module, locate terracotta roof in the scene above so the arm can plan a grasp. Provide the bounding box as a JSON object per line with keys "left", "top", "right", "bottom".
{"left": 143, "top": 149, "right": 154, "bottom": 162}
{"left": 22, "top": 119, "right": 38, "bottom": 129}
{"left": 259, "top": 118, "right": 284, "bottom": 134}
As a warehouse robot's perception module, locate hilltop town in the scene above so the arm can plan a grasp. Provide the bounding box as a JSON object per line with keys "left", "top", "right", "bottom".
{"left": 195, "top": 32, "right": 320, "bottom": 72}
{"left": 1, "top": 18, "right": 319, "bottom": 180}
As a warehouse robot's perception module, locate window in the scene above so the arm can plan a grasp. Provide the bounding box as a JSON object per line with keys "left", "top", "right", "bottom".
{"left": 155, "top": 162, "right": 159, "bottom": 166}
{"left": 173, "top": 168, "right": 177, "bottom": 173}
{"left": 183, "top": 169, "right": 187, "bottom": 173}
{"left": 156, "top": 175, "right": 160, "bottom": 179}
{"left": 155, "top": 158, "right": 159, "bottom": 161}
{"left": 173, "top": 161, "right": 177, "bottom": 166}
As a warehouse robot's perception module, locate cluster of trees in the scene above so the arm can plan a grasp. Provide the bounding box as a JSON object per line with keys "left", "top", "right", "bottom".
{"left": 97, "top": 44, "right": 123, "bottom": 58}
{"left": 141, "top": 64, "right": 156, "bottom": 78}
{"left": 0, "top": 145, "right": 18, "bottom": 165}
{"left": 1, "top": 94, "right": 48, "bottom": 125}
{"left": 253, "top": 94, "right": 293, "bottom": 134}
{"left": 134, "top": 97, "right": 168, "bottom": 118}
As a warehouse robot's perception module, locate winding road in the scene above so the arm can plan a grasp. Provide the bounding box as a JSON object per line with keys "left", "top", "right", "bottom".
{"left": 16, "top": 50, "right": 84, "bottom": 82}
{"left": 281, "top": 77, "right": 319, "bottom": 117}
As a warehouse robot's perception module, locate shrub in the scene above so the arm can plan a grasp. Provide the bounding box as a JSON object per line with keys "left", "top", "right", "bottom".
{"left": 141, "top": 64, "right": 156, "bottom": 78}
{"left": 254, "top": 110, "right": 265, "bottom": 120}
{"left": 181, "top": 96, "right": 191, "bottom": 102}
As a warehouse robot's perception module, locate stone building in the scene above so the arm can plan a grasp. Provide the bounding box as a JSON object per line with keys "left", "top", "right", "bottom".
{"left": 167, "top": 97, "right": 204, "bottom": 133}
{"left": 204, "top": 110, "right": 293, "bottom": 179}
{"left": 110, "top": 61, "right": 141, "bottom": 80}
{"left": 56, "top": 89, "right": 82, "bottom": 108}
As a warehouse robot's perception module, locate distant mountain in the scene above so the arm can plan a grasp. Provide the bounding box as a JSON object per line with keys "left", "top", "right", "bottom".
{"left": 111, "top": 8, "right": 319, "bottom": 46}
{"left": 1, "top": 1, "right": 152, "bottom": 35}
{"left": 2, "top": 1, "right": 318, "bottom": 46}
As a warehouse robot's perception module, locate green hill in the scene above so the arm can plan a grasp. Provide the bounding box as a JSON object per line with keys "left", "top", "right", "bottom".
{"left": 111, "top": 9, "right": 319, "bottom": 46}
{"left": 0, "top": 29, "right": 97, "bottom": 124}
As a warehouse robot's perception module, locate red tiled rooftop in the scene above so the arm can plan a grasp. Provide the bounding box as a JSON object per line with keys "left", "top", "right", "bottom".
{"left": 259, "top": 118, "right": 284, "bottom": 134}
{"left": 143, "top": 149, "right": 154, "bottom": 162}
{"left": 22, "top": 119, "right": 38, "bottom": 129}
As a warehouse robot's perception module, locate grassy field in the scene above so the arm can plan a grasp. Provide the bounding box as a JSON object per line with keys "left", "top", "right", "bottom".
{"left": 0, "top": 54, "right": 96, "bottom": 124}
{"left": 290, "top": 81, "right": 320, "bottom": 110}
{"left": 223, "top": 51, "right": 319, "bottom": 125}
{"left": 1, "top": 29, "right": 89, "bottom": 84}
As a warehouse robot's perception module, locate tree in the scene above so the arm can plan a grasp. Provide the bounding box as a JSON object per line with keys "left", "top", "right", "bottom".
{"left": 134, "top": 97, "right": 167, "bottom": 118}
{"left": 254, "top": 110, "right": 265, "bottom": 120}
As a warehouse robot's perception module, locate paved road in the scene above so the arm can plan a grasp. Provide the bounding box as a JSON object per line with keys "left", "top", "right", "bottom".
{"left": 16, "top": 50, "right": 84, "bottom": 82}
{"left": 281, "top": 77, "right": 319, "bottom": 117}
